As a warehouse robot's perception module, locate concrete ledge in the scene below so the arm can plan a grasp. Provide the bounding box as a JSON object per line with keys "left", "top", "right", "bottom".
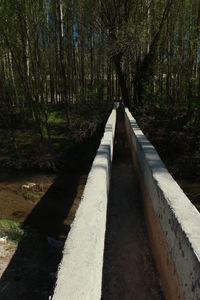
{"left": 125, "top": 108, "right": 200, "bottom": 300}
{"left": 52, "top": 109, "right": 116, "bottom": 300}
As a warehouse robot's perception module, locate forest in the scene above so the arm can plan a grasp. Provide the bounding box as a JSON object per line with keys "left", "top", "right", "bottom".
{"left": 0, "top": 0, "right": 199, "bottom": 173}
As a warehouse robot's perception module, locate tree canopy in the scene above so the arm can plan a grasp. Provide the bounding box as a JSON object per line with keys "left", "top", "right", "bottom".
{"left": 0, "top": 0, "right": 199, "bottom": 166}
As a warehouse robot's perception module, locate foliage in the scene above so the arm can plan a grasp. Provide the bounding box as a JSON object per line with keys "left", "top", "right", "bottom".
{"left": 0, "top": 0, "right": 199, "bottom": 169}
{"left": 0, "top": 101, "right": 110, "bottom": 170}
{"left": 0, "top": 219, "right": 24, "bottom": 243}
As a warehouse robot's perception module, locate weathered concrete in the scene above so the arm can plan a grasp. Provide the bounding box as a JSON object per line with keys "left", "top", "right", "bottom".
{"left": 101, "top": 109, "right": 163, "bottom": 300}
{"left": 52, "top": 109, "right": 116, "bottom": 300}
{"left": 125, "top": 108, "right": 200, "bottom": 300}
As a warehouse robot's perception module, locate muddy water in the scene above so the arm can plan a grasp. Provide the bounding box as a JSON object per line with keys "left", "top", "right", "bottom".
{"left": 0, "top": 169, "right": 88, "bottom": 300}
{"left": 0, "top": 169, "right": 89, "bottom": 300}
{"left": 102, "top": 110, "right": 163, "bottom": 300}
{"left": 0, "top": 169, "right": 56, "bottom": 223}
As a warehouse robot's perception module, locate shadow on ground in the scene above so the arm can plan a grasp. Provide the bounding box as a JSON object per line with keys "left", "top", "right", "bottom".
{"left": 0, "top": 123, "right": 105, "bottom": 300}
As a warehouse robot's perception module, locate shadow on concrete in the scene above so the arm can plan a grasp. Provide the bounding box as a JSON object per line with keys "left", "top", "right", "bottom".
{"left": 0, "top": 123, "right": 105, "bottom": 300}
{"left": 128, "top": 120, "right": 168, "bottom": 175}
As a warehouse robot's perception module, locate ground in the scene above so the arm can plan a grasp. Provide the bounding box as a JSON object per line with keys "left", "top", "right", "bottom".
{"left": 0, "top": 102, "right": 111, "bottom": 171}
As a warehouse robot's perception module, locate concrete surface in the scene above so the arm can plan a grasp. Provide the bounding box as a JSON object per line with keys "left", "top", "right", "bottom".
{"left": 52, "top": 110, "right": 116, "bottom": 300}
{"left": 101, "top": 109, "right": 163, "bottom": 300}
{"left": 125, "top": 108, "right": 200, "bottom": 300}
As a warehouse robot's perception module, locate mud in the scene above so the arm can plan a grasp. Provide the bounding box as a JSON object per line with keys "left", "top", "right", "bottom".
{"left": 102, "top": 110, "right": 163, "bottom": 300}
{"left": 0, "top": 170, "right": 55, "bottom": 223}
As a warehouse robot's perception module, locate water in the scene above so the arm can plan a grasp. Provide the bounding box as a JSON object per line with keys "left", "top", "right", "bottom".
{"left": 0, "top": 169, "right": 56, "bottom": 223}
{"left": 0, "top": 168, "right": 88, "bottom": 300}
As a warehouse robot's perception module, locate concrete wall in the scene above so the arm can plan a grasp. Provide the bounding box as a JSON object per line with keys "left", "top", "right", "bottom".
{"left": 125, "top": 108, "right": 200, "bottom": 300}
{"left": 52, "top": 109, "right": 116, "bottom": 300}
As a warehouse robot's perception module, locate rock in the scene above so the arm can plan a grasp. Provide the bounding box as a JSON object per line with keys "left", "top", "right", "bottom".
{"left": 0, "top": 236, "right": 8, "bottom": 243}
{"left": 22, "top": 182, "right": 36, "bottom": 189}
{"left": 27, "top": 182, "right": 36, "bottom": 188}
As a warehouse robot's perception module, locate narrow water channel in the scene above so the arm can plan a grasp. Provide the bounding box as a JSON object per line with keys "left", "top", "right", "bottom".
{"left": 102, "top": 110, "right": 163, "bottom": 300}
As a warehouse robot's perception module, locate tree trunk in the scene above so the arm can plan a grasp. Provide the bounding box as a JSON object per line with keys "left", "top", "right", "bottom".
{"left": 113, "top": 53, "right": 130, "bottom": 108}
{"left": 57, "top": 0, "right": 69, "bottom": 123}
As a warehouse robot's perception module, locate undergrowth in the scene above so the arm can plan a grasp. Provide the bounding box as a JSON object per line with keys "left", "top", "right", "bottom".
{"left": 0, "top": 219, "right": 24, "bottom": 243}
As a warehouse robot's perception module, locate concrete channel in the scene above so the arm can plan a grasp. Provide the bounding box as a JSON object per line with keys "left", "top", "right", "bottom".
{"left": 52, "top": 106, "right": 200, "bottom": 300}
{"left": 101, "top": 108, "right": 163, "bottom": 299}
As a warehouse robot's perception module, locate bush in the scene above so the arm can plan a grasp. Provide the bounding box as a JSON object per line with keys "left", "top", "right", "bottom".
{"left": 0, "top": 219, "right": 24, "bottom": 243}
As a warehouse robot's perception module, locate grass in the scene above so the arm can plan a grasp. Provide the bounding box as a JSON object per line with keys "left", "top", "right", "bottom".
{"left": 0, "top": 219, "right": 24, "bottom": 243}
{"left": 48, "top": 111, "right": 67, "bottom": 125}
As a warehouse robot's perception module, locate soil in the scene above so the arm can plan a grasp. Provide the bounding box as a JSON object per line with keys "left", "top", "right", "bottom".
{"left": 0, "top": 122, "right": 105, "bottom": 300}
{"left": 0, "top": 242, "right": 16, "bottom": 279}
{"left": 102, "top": 110, "right": 163, "bottom": 300}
